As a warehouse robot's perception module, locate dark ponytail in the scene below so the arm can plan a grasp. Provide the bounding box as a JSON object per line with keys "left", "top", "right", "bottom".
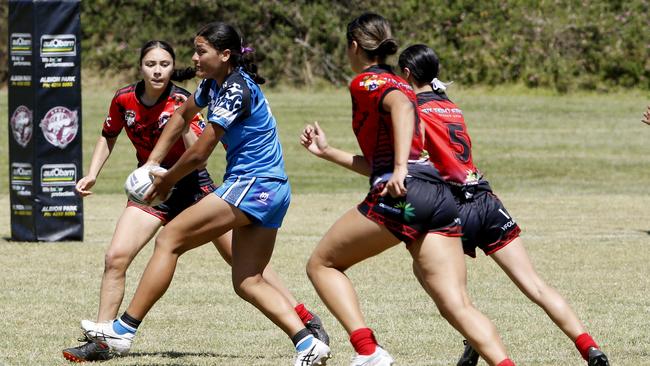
{"left": 347, "top": 13, "right": 398, "bottom": 60}
{"left": 140, "top": 40, "right": 196, "bottom": 82}
{"left": 398, "top": 44, "right": 440, "bottom": 85}
{"left": 171, "top": 67, "right": 196, "bottom": 82}
{"left": 196, "top": 22, "right": 265, "bottom": 85}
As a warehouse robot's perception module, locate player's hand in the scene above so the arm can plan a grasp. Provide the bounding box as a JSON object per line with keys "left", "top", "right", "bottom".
{"left": 144, "top": 168, "right": 172, "bottom": 203}
{"left": 642, "top": 105, "right": 650, "bottom": 126}
{"left": 381, "top": 166, "right": 408, "bottom": 198}
{"left": 75, "top": 175, "right": 96, "bottom": 197}
{"left": 300, "top": 121, "right": 330, "bottom": 157}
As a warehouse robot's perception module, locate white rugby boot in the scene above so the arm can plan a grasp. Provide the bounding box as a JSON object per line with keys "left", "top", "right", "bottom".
{"left": 80, "top": 319, "right": 134, "bottom": 355}
{"left": 293, "top": 337, "right": 331, "bottom": 366}
{"left": 350, "top": 346, "right": 394, "bottom": 366}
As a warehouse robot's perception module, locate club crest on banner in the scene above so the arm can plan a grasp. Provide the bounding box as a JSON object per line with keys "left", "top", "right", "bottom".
{"left": 40, "top": 106, "right": 79, "bottom": 149}
{"left": 10, "top": 105, "right": 33, "bottom": 147}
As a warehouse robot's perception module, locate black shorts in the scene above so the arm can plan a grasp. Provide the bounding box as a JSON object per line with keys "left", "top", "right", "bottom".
{"left": 127, "top": 169, "right": 217, "bottom": 224}
{"left": 358, "top": 166, "right": 462, "bottom": 244}
{"left": 452, "top": 181, "right": 521, "bottom": 257}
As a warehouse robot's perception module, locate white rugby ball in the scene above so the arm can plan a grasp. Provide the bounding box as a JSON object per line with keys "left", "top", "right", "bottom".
{"left": 124, "top": 166, "right": 169, "bottom": 206}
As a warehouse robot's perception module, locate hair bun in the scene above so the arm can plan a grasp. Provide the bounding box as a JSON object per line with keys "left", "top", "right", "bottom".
{"left": 378, "top": 38, "right": 398, "bottom": 55}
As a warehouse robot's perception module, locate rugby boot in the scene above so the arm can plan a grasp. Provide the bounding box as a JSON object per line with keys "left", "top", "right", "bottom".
{"left": 81, "top": 319, "right": 134, "bottom": 355}
{"left": 350, "top": 346, "right": 394, "bottom": 366}
{"left": 457, "top": 339, "right": 480, "bottom": 366}
{"left": 305, "top": 312, "right": 330, "bottom": 345}
{"left": 62, "top": 337, "right": 112, "bottom": 362}
{"left": 588, "top": 347, "right": 610, "bottom": 366}
{"left": 293, "top": 337, "right": 331, "bottom": 366}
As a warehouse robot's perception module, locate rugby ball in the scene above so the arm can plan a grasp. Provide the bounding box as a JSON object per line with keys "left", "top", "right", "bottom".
{"left": 124, "top": 166, "right": 169, "bottom": 206}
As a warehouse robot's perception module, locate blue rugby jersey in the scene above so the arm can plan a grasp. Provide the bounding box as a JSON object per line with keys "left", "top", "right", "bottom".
{"left": 194, "top": 68, "right": 287, "bottom": 181}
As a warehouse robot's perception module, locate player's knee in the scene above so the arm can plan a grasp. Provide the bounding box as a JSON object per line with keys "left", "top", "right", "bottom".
{"left": 104, "top": 250, "right": 129, "bottom": 274}
{"left": 154, "top": 231, "right": 186, "bottom": 255}
{"left": 232, "top": 274, "right": 262, "bottom": 300}
{"left": 306, "top": 253, "right": 330, "bottom": 281}
{"left": 436, "top": 294, "right": 471, "bottom": 322}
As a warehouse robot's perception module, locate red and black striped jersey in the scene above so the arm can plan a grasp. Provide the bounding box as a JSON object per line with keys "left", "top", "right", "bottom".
{"left": 349, "top": 65, "right": 424, "bottom": 178}
{"left": 102, "top": 81, "right": 205, "bottom": 168}
{"left": 417, "top": 91, "right": 481, "bottom": 186}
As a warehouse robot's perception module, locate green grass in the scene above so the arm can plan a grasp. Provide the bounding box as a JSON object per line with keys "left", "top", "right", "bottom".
{"left": 0, "top": 84, "right": 649, "bottom": 365}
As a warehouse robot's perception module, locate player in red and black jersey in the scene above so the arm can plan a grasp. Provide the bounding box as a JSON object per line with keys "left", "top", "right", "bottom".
{"left": 300, "top": 13, "right": 515, "bottom": 366}
{"left": 63, "top": 40, "right": 328, "bottom": 363}
{"left": 399, "top": 44, "right": 609, "bottom": 366}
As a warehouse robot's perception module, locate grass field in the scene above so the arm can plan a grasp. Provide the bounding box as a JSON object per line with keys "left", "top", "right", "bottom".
{"left": 0, "top": 83, "right": 649, "bottom": 365}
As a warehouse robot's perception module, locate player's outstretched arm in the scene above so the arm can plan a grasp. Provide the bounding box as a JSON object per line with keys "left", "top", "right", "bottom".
{"left": 300, "top": 121, "right": 371, "bottom": 177}
{"left": 147, "top": 93, "right": 203, "bottom": 166}
{"left": 642, "top": 105, "right": 650, "bottom": 126}
{"left": 75, "top": 135, "right": 117, "bottom": 196}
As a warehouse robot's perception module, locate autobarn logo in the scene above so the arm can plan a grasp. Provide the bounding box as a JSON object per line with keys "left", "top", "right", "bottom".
{"left": 11, "top": 163, "right": 33, "bottom": 186}
{"left": 41, "top": 164, "right": 77, "bottom": 186}
{"left": 40, "top": 34, "right": 76, "bottom": 57}
{"left": 10, "top": 33, "right": 32, "bottom": 55}
{"left": 40, "top": 106, "right": 79, "bottom": 148}
{"left": 10, "top": 105, "right": 33, "bottom": 147}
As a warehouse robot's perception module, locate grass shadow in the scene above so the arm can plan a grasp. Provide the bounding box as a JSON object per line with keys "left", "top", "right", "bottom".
{"left": 122, "top": 350, "right": 281, "bottom": 365}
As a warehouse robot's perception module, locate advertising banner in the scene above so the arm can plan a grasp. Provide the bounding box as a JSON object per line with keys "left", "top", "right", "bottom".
{"left": 8, "top": 0, "right": 83, "bottom": 241}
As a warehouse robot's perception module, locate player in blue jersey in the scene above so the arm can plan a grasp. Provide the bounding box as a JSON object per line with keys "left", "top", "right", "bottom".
{"left": 81, "top": 22, "right": 330, "bottom": 366}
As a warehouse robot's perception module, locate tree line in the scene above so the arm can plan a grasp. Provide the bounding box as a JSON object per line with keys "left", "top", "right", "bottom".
{"left": 1, "top": 0, "right": 648, "bottom": 91}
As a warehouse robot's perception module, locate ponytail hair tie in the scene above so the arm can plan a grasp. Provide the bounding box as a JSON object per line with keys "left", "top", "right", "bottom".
{"left": 431, "top": 77, "right": 453, "bottom": 92}
{"left": 241, "top": 46, "right": 255, "bottom": 55}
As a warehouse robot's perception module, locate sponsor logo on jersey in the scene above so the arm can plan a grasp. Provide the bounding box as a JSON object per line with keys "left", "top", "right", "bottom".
{"left": 359, "top": 75, "right": 386, "bottom": 91}
{"left": 422, "top": 107, "right": 463, "bottom": 115}
{"left": 158, "top": 112, "right": 171, "bottom": 128}
{"left": 41, "top": 164, "right": 77, "bottom": 186}
{"left": 40, "top": 106, "right": 79, "bottom": 148}
{"left": 196, "top": 115, "right": 206, "bottom": 131}
{"left": 173, "top": 93, "right": 188, "bottom": 105}
{"left": 40, "top": 34, "right": 76, "bottom": 56}
{"left": 10, "top": 105, "right": 33, "bottom": 147}
{"left": 125, "top": 110, "right": 136, "bottom": 126}
{"left": 10, "top": 33, "right": 32, "bottom": 55}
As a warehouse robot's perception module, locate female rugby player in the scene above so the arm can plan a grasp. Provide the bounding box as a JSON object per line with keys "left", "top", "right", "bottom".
{"left": 398, "top": 44, "right": 609, "bottom": 366}
{"left": 80, "top": 24, "right": 331, "bottom": 366}
{"left": 300, "top": 13, "right": 515, "bottom": 366}
{"left": 64, "top": 39, "right": 327, "bottom": 363}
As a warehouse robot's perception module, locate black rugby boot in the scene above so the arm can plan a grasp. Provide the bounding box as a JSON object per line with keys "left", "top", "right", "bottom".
{"left": 305, "top": 312, "right": 330, "bottom": 345}
{"left": 588, "top": 347, "right": 610, "bottom": 366}
{"left": 62, "top": 338, "right": 112, "bottom": 363}
{"left": 457, "top": 339, "right": 480, "bottom": 366}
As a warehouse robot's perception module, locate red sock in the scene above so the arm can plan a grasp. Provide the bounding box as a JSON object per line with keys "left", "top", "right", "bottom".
{"left": 575, "top": 333, "right": 599, "bottom": 361}
{"left": 294, "top": 303, "right": 313, "bottom": 324}
{"left": 497, "top": 359, "right": 515, "bottom": 366}
{"left": 350, "top": 327, "right": 377, "bottom": 356}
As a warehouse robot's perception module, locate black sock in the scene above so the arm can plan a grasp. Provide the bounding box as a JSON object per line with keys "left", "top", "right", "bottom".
{"left": 119, "top": 312, "right": 142, "bottom": 330}
{"left": 291, "top": 328, "right": 312, "bottom": 347}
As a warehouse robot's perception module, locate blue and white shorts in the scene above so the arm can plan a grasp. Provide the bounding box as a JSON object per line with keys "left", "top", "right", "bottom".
{"left": 214, "top": 176, "right": 291, "bottom": 228}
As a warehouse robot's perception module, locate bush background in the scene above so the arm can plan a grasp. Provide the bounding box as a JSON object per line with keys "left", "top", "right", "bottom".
{"left": 1, "top": 0, "right": 649, "bottom": 91}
